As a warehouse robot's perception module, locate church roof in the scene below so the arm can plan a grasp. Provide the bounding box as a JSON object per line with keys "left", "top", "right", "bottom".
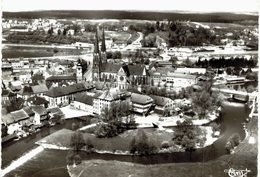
{"left": 100, "top": 63, "right": 121, "bottom": 73}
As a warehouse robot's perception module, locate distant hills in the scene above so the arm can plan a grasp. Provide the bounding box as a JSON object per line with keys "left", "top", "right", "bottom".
{"left": 3, "top": 10, "right": 258, "bottom": 23}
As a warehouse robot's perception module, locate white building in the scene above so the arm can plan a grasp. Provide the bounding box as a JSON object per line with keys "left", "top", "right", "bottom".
{"left": 93, "top": 88, "right": 131, "bottom": 115}
{"left": 73, "top": 93, "right": 94, "bottom": 114}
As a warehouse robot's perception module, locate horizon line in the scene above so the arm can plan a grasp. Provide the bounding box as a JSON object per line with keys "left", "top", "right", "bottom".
{"left": 2, "top": 9, "right": 259, "bottom": 15}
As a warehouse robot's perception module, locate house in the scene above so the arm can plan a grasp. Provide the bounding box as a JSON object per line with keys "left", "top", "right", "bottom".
{"left": 2, "top": 89, "right": 17, "bottom": 102}
{"left": 31, "top": 84, "right": 48, "bottom": 96}
{"left": 17, "top": 86, "right": 34, "bottom": 100}
{"left": 174, "top": 68, "right": 206, "bottom": 75}
{"left": 2, "top": 114, "right": 21, "bottom": 135}
{"left": 131, "top": 93, "right": 154, "bottom": 116}
{"left": 72, "top": 93, "right": 94, "bottom": 114}
{"left": 46, "top": 75, "right": 77, "bottom": 88}
{"left": 47, "top": 107, "right": 64, "bottom": 119}
{"left": 112, "top": 41, "right": 127, "bottom": 50}
{"left": 93, "top": 88, "right": 131, "bottom": 115}
{"left": 31, "top": 106, "right": 48, "bottom": 125}
{"left": 9, "top": 80, "right": 23, "bottom": 92}
{"left": 44, "top": 83, "right": 94, "bottom": 107}
{"left": 27, "top": 96, "right": 49, "bottom": 107}
{"left": 2, "top": 109, "right": 31, "bottom": 135}
{"left": 22, "top": 107, "right": 36, "bottom": 127}
{"left": 149, "top": 95, "right": 175, "bottom": 115}
{"left": 31, "top": 73, "right": 45, "bottom": 85}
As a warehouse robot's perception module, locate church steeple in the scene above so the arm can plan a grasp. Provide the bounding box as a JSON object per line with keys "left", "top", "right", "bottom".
{"left": 94, "top": 27, "right": 99, "bottom": 54}
{"left": 93, "top": 27, "right": 101, "bottom": 81}
{"left": 100, "top": 26, "right": 107, "bottom": 63}
{"left": 101, "top": 27, "right": 106, "bottom": 52}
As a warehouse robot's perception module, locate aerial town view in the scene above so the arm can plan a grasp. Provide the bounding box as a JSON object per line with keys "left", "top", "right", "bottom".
{"left": 1, "top": 0, "right": 258, "bottom": 177}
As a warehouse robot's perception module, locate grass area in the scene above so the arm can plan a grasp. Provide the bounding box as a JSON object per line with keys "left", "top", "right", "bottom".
{"left": 37, "top": 128, "right": 175, "bottom": 152}
{"left": 2, "top": 46, "right": 85, "bottom": 58}
{"left": 37, "top": 125, "right": 215, "bottom": 153}
{"left": 68, "top": 152, "right": 257, "bottom": 177}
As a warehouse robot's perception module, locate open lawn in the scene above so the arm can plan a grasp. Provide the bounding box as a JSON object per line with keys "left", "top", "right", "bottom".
{"left": 68, "top": 151, "right": 257, "bottom": 177}
{"left": 36, "top": 125, "right": 216, "bottom": 153}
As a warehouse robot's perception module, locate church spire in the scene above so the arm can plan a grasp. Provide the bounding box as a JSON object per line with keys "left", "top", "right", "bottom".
{"left": 94, "top": 27, "right": 99, "bottom": 54}
{"left": 101, "top": 27, "right": 106, "bottom": 52}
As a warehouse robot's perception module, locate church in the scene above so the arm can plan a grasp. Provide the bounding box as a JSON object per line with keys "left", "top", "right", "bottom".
{"left": 92, "top": 27, "right": 150, "bottom": 90}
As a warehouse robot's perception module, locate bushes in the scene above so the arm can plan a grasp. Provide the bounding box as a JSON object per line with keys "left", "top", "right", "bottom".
{"left": 94, "top": 123, "right": 120, "bottom": 138}
{"left": 130, "top": 130, "right": 157, "bottom": 155}
{"left": 161, "top": 141, "right": 170, "bottom": 149}
{"left": 225, "top": 133, "right": 241, "bottom": 153}
{"left": 66, "top": 151, "right": 82, "bottom": 165}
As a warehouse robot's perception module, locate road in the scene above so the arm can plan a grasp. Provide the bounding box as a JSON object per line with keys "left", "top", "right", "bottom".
{"left": 2, "top": 43, "right": 78, "bottom": 49}
{"left": 124, "top": 32, "right": 143, "bottom": 50}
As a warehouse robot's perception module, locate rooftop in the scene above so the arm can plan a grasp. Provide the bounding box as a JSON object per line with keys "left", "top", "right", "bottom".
{"left": 31, "top": 105, "right": 47, "bottom": 116}
{"left": 74, "top": 93, "right": 94, "bottom": 105}
{"left": 27, "top": 96, "right": 49, "bottom": 105}
{"left": 131, "top": 93, "right": 153, "bottom": 105}
{"left": 10, "top": 109, "right": 29, "bottom": 122}
{"left": 31, "top": 84, "right": 48, "bottom": 94}
{"left": 46, "top": 75, "right": 76, "bottom": 81}
{"left": 150, "top": 95, "right": 173, "bottom": 107}
{"left": 44, "top": 83, "right": 92, "bottom": 98}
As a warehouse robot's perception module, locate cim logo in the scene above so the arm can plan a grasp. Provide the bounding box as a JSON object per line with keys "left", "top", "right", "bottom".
{"left": 224, "top": 168, "right": 251, "bottom": 177}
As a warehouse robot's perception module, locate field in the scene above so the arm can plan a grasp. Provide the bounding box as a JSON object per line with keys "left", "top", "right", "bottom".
{"left": 2, "top": 46, "right": 85, "bottom": 58}
{"left": 3, "top": 11, "right": 258, "bottom": 23}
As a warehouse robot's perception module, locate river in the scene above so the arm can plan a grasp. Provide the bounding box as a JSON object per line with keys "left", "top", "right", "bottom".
{"left": 2, "top": 102, "right": 249, "bottom": 177}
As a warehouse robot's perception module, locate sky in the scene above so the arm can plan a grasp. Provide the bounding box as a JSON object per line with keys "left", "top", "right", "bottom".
{"left": 1, "top": 0, "right": 259, "bottom": 13}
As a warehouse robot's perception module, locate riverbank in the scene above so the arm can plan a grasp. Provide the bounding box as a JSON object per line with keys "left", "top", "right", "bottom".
{"left": 36, "top": 125, "right": 218, "bottom": 156}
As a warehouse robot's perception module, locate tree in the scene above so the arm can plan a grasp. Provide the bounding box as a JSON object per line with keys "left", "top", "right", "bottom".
{"left": 57, "top": 29, "right": 61, "bottom": 35}
{"left": 47, "top": 27, "right": 54, "bottom": 36}
{"left": 130, "top": 130, "right": 157, "bottom": 155}
{"left": 85, "top": 138, "right": 94, "bottom": 152}
{"left": 70, "top": 131, "right": 85, "bottom": 151}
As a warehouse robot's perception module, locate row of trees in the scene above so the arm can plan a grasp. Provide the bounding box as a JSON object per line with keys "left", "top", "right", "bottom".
{"left": 195, "top": 57, "right": 257, "bottom": 68}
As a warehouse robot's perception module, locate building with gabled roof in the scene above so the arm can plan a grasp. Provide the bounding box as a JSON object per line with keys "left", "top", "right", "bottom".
{"left": 72, "top": 93, "right": 94, "bottom": 114}
{"left": 27, "top": 95, "right": 49, "bottom": 107}
{"left": 31, "top": 84, "right": 48, "bottom": 96}
{"left": 93, "top": 88, "right": 131, "bottom": 115}
{"left": 45, "top": 75, "right": 77, "bottom": 88}
{"left": 17, "top": 85, "right": 33, "bottom": 100}
{"left": 149, "top": 95, "right": 174, "bottom": 115}
{"left": 31, "top": 105, "right": 48, "bottom": 125}
{"left": 44, "top": 83, "right": 95, "bottom": 107}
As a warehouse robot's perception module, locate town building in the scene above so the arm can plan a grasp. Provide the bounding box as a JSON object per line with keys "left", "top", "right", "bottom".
{"left": 44, "top": 83, "right": 95, "bottom": 107}
{"left": 45, "top": 75, "right": 77, "bottom": 88}
{"left": 72, "top": 93, "right": 94, "bottom": 114}
{"left": 149, "top": 95, "right": 175, "bottom": 115}
{"left": 131, "top": 93, "right": 154, "bottom": 116}
{"left": 31, "top": 106, "right": 48, "bottom": 125}
{"left": 93, "top": 88, "right": 131, "bottom": 115}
